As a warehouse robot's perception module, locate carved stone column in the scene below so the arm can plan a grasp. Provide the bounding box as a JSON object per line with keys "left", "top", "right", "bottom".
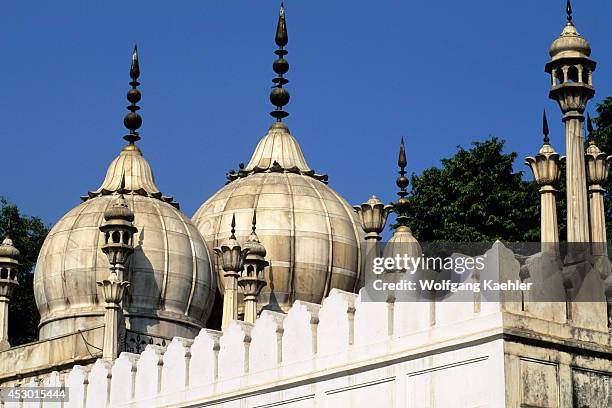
{"left": 525, "top": 113, "right": 564, "bottom": 255}
{"left": 214, "top": 215, "right": 250, "bottom": 330}
{"left": 0, "top": 238, "right": 19, "bottom": 351}
{"left": 585, "top": 140, "right": 612, "bottom": 327}
{"left": 354, "top": 195, "right": 392, "bottom": 286}
{"left": 238, "top": 213, "right": 268, "bottom": 324}
{"left": 585, "top": 141, "right": 611, "bottom": 255}
{"left": 98, "top": 195, "right": 137, "bottom": 359}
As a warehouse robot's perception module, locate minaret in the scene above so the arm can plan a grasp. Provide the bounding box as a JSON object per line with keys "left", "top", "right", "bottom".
{"left": 545, "top": 0, "right": 596, "bottom": 245}
{"left": 525, "top": 110, "right": 564, "bottom": 254}
{"left": 96, "top": 48, "right": 142, "bottom": 359}
{"left": 98, "top": 194, "right": 137, "bottom": 359}
{"left": 238, "top": 212, "right": 268, "bottom": 324}
{"left": 0, "top": 238, "right": 19, "bottom": 351}
{"left": 584, "top": 114, "right": 611, "bottom": 257}
{"left": 214, "top": 215, "right": 250, "bottom": 330}
{"left": 269, "top": 1, "right": 290, "bottom": 122}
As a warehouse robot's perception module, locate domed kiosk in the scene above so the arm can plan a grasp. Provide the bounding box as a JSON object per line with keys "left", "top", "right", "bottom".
{"left": 34, "top": 48, "right": 216, "bottom": 341}
{"left": 193, "top": 5, "right": 363, "bottom": 313}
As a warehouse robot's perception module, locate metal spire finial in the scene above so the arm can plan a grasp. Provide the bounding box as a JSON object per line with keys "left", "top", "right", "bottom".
{"left": 566, "top": 0, "right": 573, "bottom": 23}
{"left": 398, "top": 137, "right": 407, "bottom": 171}
{"left": 275, "top": 1, "right": 288, "bottom": 47}
{"left": 587, "top": 113, "right": 595, "bottom": 144}
{"left": 124, "top": 45, "right": 142, "bottom": 144}
{"left": 542, "top": 109, "right": 550, "bottom": 144}
{"left": 269, "top": 1, "right": 290, "bottom": 122}
{"left": 251, "top": 211, "right": 257, "bottom": 234}
{"left": 395, "top": 138, "right": 410, "bottom": 226}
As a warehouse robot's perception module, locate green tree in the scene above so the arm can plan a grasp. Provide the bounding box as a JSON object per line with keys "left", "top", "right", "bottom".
{"left": 589, "top": 96, "right": 612, "bottom": 234}
{"left": 0, "top": 197, "right": 49, "bottom": 346}
{"left": 404, "top": 138, "right": 540, "bottom": 242}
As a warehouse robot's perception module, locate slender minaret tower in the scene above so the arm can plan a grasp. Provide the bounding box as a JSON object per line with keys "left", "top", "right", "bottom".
{"left": 0, "top": 238, "right": 19, "bottom": 351}
{"left": 545, "top": 0, "right": 596, "bottom": 245}
{"left": 544, "top": 2, "right": 607, "bottom": 330}
{"left": 98, "top": 194, "right": 137, "bottom": 359}
{"left": 584, "top": 114, "right": 612, "bottom": 256}
{"left": 214, "top": 215, "right": 249, "bottom": 330}
{"left": 238, "top": 212, "right": 268, "bottom": 324}
{"left": 525, "top": 110, "right": 564, "bottom": 254}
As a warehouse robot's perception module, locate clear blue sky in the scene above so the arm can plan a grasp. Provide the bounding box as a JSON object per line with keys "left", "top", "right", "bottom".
{"left": 1, "top": 0, "right": 611, "bottom": 227}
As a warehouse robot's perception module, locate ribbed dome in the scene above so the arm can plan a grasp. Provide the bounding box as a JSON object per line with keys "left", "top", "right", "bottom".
{"left": 34, "top": 145, "right": 216, "bottom": 340}
{"left": 193, "top": 123, "right": 363, "bottom": 312}
{"left": 382, "top": 226, "right": 422, "bottom": 262}
{"left": 549, "top": 22, "right": 591, "bottom": 61}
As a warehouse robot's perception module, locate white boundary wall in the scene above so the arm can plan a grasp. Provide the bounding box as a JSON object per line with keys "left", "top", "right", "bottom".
{"left": 5, "top": 243, "right": 611, "bottom": 407}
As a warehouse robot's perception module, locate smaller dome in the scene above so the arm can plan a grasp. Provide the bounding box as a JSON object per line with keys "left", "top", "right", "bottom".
{"left": 549, "top": 23, "right": 591, "bottom": 61}
{"left": 103, "top": 195, "right": 135, "bottom": 222}
{"left": 0, "top": 238, "right": 20, "bottom": 259}
{"left": 382, "top": 226, "right": 422, "bottom": 264}
{"left": 244, "top": 231, "right": 267, "bottom": 259}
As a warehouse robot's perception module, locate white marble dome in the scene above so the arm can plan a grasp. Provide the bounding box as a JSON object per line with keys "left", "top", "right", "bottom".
{"left": 34, "top": 144, "right": 216, "bottom": 340}
{"left": 193, "top": 122, "right": 363, "bottom": 312}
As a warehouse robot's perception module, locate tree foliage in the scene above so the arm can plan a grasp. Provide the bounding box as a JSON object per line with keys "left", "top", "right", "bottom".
{"left": 404, "top": 138, "right": 540, "bottom": 242}
{"left": 0, "top": 197, "right": 49, "bottom": 346}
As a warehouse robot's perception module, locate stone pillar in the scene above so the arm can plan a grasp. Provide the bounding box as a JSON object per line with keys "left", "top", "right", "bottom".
{"left": 354, "top": 196, "right": 393, "bottom": 285}
{"left": 0, "top": 237, "right": 20, "bottom": 351}
{"left": 585, "top": 141, "right": 612, "bottom": 327}
{"left": 214, "top": 215, "right": 250, "bottom": 330}
{"left": 98, "top": 195, "right": 137, "bottom": 360}
{"left": 525, "top": 119, "right": 564, "bottom": 255}
{"left": 563, "top": 112, "right": 590, "bottom": 244}
{"left": 238, "top": 213, "right": 268, "bottom": 324}
{"left": 222, "top": 273, "right": 240, "bottom": 327}
{"left": 585, "top": 142, "right": 611, "bottom": 255}
{"left": 98, "top": 273, "right": 130, "bottom": 360}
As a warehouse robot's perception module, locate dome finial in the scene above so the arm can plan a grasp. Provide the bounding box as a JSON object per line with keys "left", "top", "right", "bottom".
{"left": 251, "top": 210, "right": 257, "bottom": 234}
{"left": 123, "top": 45, "right": 142, "bottom": 145}
{"left": 566, "top": 0, "right": 573, "bottom": 23}
{"left": 395, "top": 138, "right": 410, "bottom": 227}
{"left": 270, "top": 1, "right": 290, "bottom": 122}
{"left": 543, "top": 109, "right": 550, "bottom": 144}
{"left": 587, "top": 112, "right": 595, "bottom": 144}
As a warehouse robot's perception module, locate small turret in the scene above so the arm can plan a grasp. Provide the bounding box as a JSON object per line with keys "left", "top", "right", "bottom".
{"left": 238, "top": 212, "right": 268, "bottom": 324}
{"left": 0, "top": 237, "right": 20, "bottom": 350}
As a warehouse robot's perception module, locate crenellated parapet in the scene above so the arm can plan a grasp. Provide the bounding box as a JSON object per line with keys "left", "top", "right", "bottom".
{"left": 9, "top": 241, "right": 610, "bottom": 407}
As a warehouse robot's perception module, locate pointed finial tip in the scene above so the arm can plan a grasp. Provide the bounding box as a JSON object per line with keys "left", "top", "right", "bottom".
{"left": 542, "top": 109, "right": 550, "bottom": 143}
{"left": 275, "top": 0, "right": 288, "bottom": 47}
{"left": 130, "top": 45, "right": 140, "bottom": 80}
{"left": 566, "top": 0, "right": 573, "bottom": 22}
{"left": 398, "top": 137, "right": 407, "bottom": 169}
